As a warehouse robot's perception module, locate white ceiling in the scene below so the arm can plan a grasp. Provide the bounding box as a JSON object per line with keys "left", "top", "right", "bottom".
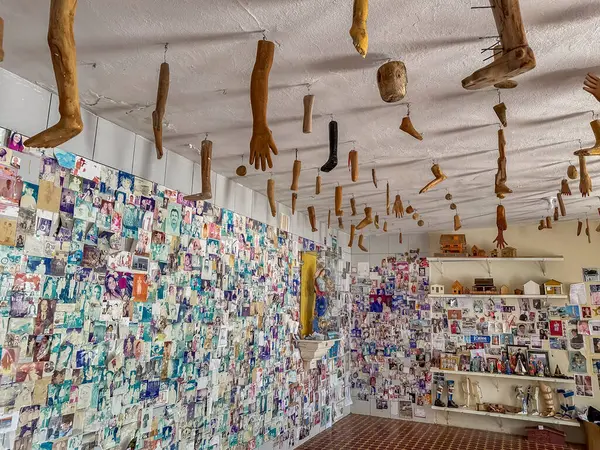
{"left": 2, "top": 0, "right": 600, "bottom": 234}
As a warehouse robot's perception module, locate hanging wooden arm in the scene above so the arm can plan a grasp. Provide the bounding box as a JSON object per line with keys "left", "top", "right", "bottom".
{"left": 184, "top": 139, "right": 213, "bottom": 201}
{"left": 349, "top": 150, "right": 359, "bottom": 182}
{"left": 495, "top": 129, "right": 512, "bottom": 198}
{"left": 303, "top": 94, "right": 314, "bottom": 134}
{"left": 374, "top": 214, "right": 379, "bottom": 229}
{"left": 399, "top": 232, "right": 403, "bottom": 244}
{"left": 348, "top": 224, "right": 356, "bottom": 247}
{"left": 493, "top": 204, "right": 508, "bottom": 249}
{"left": 250, "top": 40, "right": 278, "bottom": 171}
{"left": 578, "top": 154, "right": 592, "bottom": 197}
{"left": 577, "top": 220, "right": 583, "bottom": 236}
{"left": 358, "top": 234, "right": 368, "bottom": 252}
{"left": 0, "top": 17, "right": 4, "bottom": 62}
{"left": 419, "top": 164, "right": 447, "bottom": 194}
{"left": 338, "top": 217, "right": 344, "bottom": 229}
{"left": 315, "top": 172, "right": 321, "bottom": 195}
{"left": 356, "top": 207, "right": 373, "bottom": 230}
{"left": 586, "top": 218, "right": 592, "bottom": 243}
{"left": 308, "top": 206, "right": 317, "bottom": 232}
{"left": 335, "top": 186, "right": 343, "bottom": 216}
{"left": 383, "top": 221, "right": 388, "bottom": 232}
{"left": 371, "top": 168, "right": 378, "bottom": 188}
{"left": 349, "top": 0, "right": 368, "bottom": 57}
{"left": 152, "top": 62, "right": 170, "bottom": 159}
{"left": 267, "top": 178, "right": 276, "bottom": 217}
{"left": 462, "top": 0, "right": 536, "bottom": 90}
{"left": 386, "top": 182, "right": 390, "bottom": 215}
{"left": 327, "top": 210, "right": 331, "bottom": 229}
{"left": 557, "top": 192, "right": 566, "bottom": 216}
{"left": 291, "top": 193, "right": 297, "bottom": 215}
{"left": 350, "top": 197, "right": 357, "bottom": 216}
{"left": 25, "top": 0, "right": 83, "bottom": 148}
{"left": 290, "top": 159, "right": 301, "bottom": 191}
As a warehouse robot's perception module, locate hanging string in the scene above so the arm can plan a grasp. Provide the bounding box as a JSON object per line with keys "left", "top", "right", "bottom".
{"left": 164, "top": 43, "right": 169, "bottom": 63}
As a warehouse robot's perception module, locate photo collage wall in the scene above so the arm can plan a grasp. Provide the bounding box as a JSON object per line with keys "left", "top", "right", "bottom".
{"left": 349, "top": 255, "right": 432, "bottom": 419}
{"left": 0, "top": 126, "right": 349, "bottom": 450}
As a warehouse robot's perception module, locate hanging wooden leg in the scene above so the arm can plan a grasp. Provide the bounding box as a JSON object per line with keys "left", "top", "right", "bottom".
{"left": 374, "top": 214, "right": 379, "bottom": 229}
{"left": 561, "top": 179, "right": 572, "bottom": 196}
{"left": 538, "top": 219, "right": 545, "bottom": 230}
{"left": 553, "top": 207, "right": 559, "bottom": 221}
{"left": 419, "top": 164, "right": 447, "bottom": 194}
{"left": 386, "top": 182, "right": 390, "bottom": 215}
{"left": 350, "top": 197, "right": 357, "bottom": 216}
{"left": 152, "top": 62, "right": 170, "bottom": 159}
{"left": 315, "top": 173, "right": 321, "bottom": 195}
{"left": 495, "top": 129, "right": 512, "bottom": 198}
{"left": 577, "top": 220, "right": 583, "bottom": 236}
{"left": 349, "top": 0, "right": 368, "bottom": 57}
{"left": 290, "top": 160, "right": 301, "bottom": 191}
{"left": 184, "top": 139, "right": 213, "bottom": 201}
{"left": 267, "top": 179, "right": 276, "bottom": 217}
{"left": 291, "top": 193, "right": 297, "bottom": 215}
{"left": 25, "top": 0, "right": 83, "bottom": 149}
{"left": 400, "top": 116, "right": 423, "bottom": 141}
{"left": 349, "top": 150, "right": 359, "bottom": 182}
{"left": 545, "top": 216, "right": 552, "bottom": 229}
{"left": 578, "top": 154, "right": 592, "bottom": 197}
{"left": 338, "top": 217, "right": 344, "bottom": 229}
{"left": 358, "top": 234, "right": 368, "bottom": 252}
{"left": 557, "top": 193, "right": 566, "bottom": 216}
{"left": 383, "top": 221, "right": 388, "bottom": 232}
{"left": 308, "top": 206, "right": 317, "bottom": 232}
{"left": 454, "top": 213, "right": 462, "bottom": 231}
{"left": 335, "top": 186, "right": 344, "bottom": 216}
{"left": 0, "top": 17, "right": 4, "bottom": 62}
{"left": 321, "top": 120, "right": 338, "bottom": 172}
{"left": 371, "top": 168, "right": 378, "bottom": 188}
{"left": 303, "top": 94, "right": 314, "bottom": 134}
{"left": 348, "top": 224, "right": 356, "bottom": 247}
{"left": 399, "top": 232, "right": 403, "bottom": 244}
{"left": 327, "top": 210, "right": 331, "bottom": 228}
{"left": 586, "top": 218, "right": 591, "bottom": 243}
{"left": 356, "top": 207, "right": 373, "bottom": 230}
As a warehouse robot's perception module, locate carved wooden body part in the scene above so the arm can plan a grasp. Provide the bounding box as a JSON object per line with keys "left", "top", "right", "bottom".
{"left": 567, "top": 164, "right": 578, "bottom": 180}
{"left": 377, "top": 61, "right": 407, "bottom": 103}
{"left": 267, "top": 179, "right": 276, "bottom": 217}
{"left": 350, "top": 197, "right": 357, "bottom": 216}
{"left": 393, "top": 195, "right": 404, "bottom": 218}
{"left": 250, "top": 40, "right": 278, "bottom": 171}
{"left": 406, "top": 205, "right": 414, "bottom": 214}
{"left": 308, "top": 206, "right": 317, "bottom": 232}
{"left": 151, "top": 62, "right": 170, "bottom": 159}
{"left": 335, "top": 186, "right": 343, "bottom": 216}
{"left": 374, "top": 214, "right": 379, "bottom": 229}
{"left": 578, "top": 154, "right": 592, "bottom": 197}
{"left": 290, "top": 160, "right": 301, "bottom": 191}
{"left": 386, "top": 182, "right": 390, "bottom": 215}
{"left": 356, "top": 207, "right": 373, "bottom": 230}
{"left": 538, "top": 219, "right": 545, "bottom": 231}
{"left": 349, "top": 150, "right": 359, "bottom": 182}
{"left": 291, "top": 193, "right": 297, "bottom": 215}
{"left": 545, "top": 216, "right": 552, "bottom": 229}
{"left": 419, "top": 164, "right": 447, "bottom": 194}
{"left": 586, "top": 218, "right": 591, "bottom": 243}
{"left": 371, "top": 168, "right": 378, "bottom": 188}
{"left": 494, "top": 102, "right": 507, "bottom": 127}
{"left": 557, "top": 192, "right": 566, "bottom": 216}
{"left": 577, "top": 220, "right": 583, "bottom": 236}
{"left": 236, "top": 165, "right": 247, "bottom": 177}
{"left": 561, "top": 179, "right": 571, "bottom": 196}
{"left": 574, "top": 120, "right": 600, "bottom": 156}
{"left": 315, "top": 174, "right": 321, "bottom": 195}
{"left": 383, "top": 221, "right": 388, "bottom": 232}
{"left": 349, "top": 0, "right": 368, "bottom": 57}
{"left": 184, "top": 139, "right": 213, "bottom": 201}
{"left": 321, "top": 120, "right": 338, "bottom": 172}
{"left": 584, "top": 73, "right": 600, "bottom": 103}
{"left": 493, "top": 204, "right": 508, "bottom": 249}
{"left": 454, "top": 213, "right": 462, "bottom": 231}
{"left": 348, "top": 224, "right": 356, "bottom": 247}
{"left": 328, "top": 210, "right": 331, "bottom": 228}
{"left": 0, "top": 17, "right": 4, "bottom": 62}
{"left": 303, "top": 95, "right": 314, "bottom": 134}
{"left": 462, "top": 0, "right": 536, "bottom": 90}
{"left": 25, "top": 0, "right": 83, "bottom": 149}
{"left": 399, "top": 232, "right": 403, "bottom": 244}
{"left": 338, "top": 217, "right": 344, "bottom": 229}
{"left": 554, "top": 207, "right": 559, "bottom": 221}
{"left": 400, "top": 116, "right": 423, "bottom": 140}
{"left": 358, "top": 234, "right": 368, "bottom": 252}
{"left": 495, "top": 129, "right": 512, "bottom": 198}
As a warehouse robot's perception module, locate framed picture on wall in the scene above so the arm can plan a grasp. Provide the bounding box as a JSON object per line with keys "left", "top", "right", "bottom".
{"left": 507, "top": 345, "right": 529, "bottom": 373}
{"left": 527, "top": 350, "right": 550, "bottom": 377}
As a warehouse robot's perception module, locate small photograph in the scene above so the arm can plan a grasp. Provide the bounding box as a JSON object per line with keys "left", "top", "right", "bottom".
{"left": 165, "top": 203, "right": 182, "bottom": 236}
{"left": 550, "top": 320, "right": 564, "bottom": 336}
{"left": 73, "top": 157, "right": 100, "bottom": 183}
{"left": 582, "top": 306, "right": 592, "bottom": 319}
{"left": 19, "top": 182, "right": 38, "bottom": 211}
{"left": 117, "top": 171, "right": 135, "bottom": 194}
{"left": 593, "top": 337, "right": 600, "bottom": 354}
{"left": 132, "top": 255, "right": 149, "bottom": 272}
{"left": 133, "top": 274, "right": 148, "bottom": 302}
{"left": 54, "top": 148, "right": 77, "bottom": 169}
{"left": 575, "top": 375, "right": 594, "bottom": 397}
{"left": 507, "top": 345, "right": 529, "bottom": 373}
{"left": 447, "top": 309, "right": 462, "bottom": 320}
{"left": 37, "top": 180, "right": 61, "bottom": 212}
{"left": 34, "top": 299, "right": 56, "bottom": 335}
{"left": 60, "top": 188, "right": 76, "bottom": 214}
{"left": 578, "top": 320, "right": 591, "bottom": 336}
{"left": 140, "top": 196, "right": 155, "bottom": 212}
{"left": 569, "top": 328, "right": 585, "bottom": 350}
{"left": 7, "top": 131, "right": 24, "bottom": 152}
{"left": 583, "top": 268, "right": 600, "bottom": 282}
{"left": 15, "top": 362, "right": 43, "bottom": 382}
{"left": 591, "top": 285, "right": 600, "bottom": 306}
{"left": 549, "top": 337, "right": 567, "bottom": 350}
{"left": 26, "top": 256, "right": 51, "bottom": 275}
{"left": 569, "top": 351, "right": 587, "bottom": 373}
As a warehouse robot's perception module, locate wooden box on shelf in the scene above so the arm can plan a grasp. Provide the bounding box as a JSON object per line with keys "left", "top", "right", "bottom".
{"left": 431, "top": 284, "right": 445, "bottom": 295}
{"left": 451, "top": 281, "right": 463, "bottom": 295}
{"left": 523, "top": 280, "right": 541, "bottom": 296}
{"left": 501, "top": 246, "right": 517, "bottom": 257}
{"left": 439, "top": 234, "right": 467, "bottom": 255}
{"left": 543, "top": 279, "right": 563, "bottom": 296}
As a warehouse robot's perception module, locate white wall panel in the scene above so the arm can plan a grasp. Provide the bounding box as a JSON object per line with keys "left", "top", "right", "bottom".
{"left": 48, "top": 95, "right": 97, "bottom": 159}
{"left": 233, "top": 183, "right": 253, "bottom": 218}
{"left": 165, "top": 150, "right": 193, "bottom": 195}
{"left": 214, "top": 173, "right": 235, "bottom": 211}
{"left": 93, "top": 117, "right": 135, "bottom": 171}
{"left": 251, "top": 191, "right": 269, "bottom": 225}
{"left": 132, "top": 135, "right": 166, "bottom": 184}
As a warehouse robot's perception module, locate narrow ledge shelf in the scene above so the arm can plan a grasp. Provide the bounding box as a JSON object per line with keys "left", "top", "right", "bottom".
{"left": 428, "top": 257, "right": 564, "bottom": 262}
{"left": 428, "top": 294, "right": 568, "bottom": 300}
{"left": 430, "top": 368, "right": 575, "bottom": 384}
{"left": 431, "top": 406, "right": 580, "bottom": 427}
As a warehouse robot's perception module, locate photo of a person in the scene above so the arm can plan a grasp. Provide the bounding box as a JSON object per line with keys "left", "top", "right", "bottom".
{"left": 117, "top": 172, "right": 134, "bottom": 194}
{"left": 7, "top": 131, "right": 24, "bottom": 151}
{"left": 20, "top": 183, "right": 37, "bottom": 210}
{"left": 165, "top": 204, "right": 181, "bottom": 236}
{"left": 104, "top": 272, "right": 122, "bottom": 300}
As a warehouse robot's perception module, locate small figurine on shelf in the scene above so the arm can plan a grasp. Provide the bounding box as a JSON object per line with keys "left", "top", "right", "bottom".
{"left": 540, "top": 383, "right": 556, "bottom": 417}
{"left": 447, "top": 380, "right": 459, "bottom": 408}
{"left": 514, "top": 288, "right": 524, "bottom": 295}
{"left": 515, "top": 386, "right": 527, "bottom": 414}
{"left": 490, "top": 249, "right": 499, "bottom": 258}
{"left": 556, "top": 389, "right": 575, "bottom": 419}
{"left": 528, "top": 385, "right": 540, "bottom": 416}
{"left": 536, "top": 360, "right": 546, "bottom": 378}
{"left": 515, "top": 357, "right": 527, "bottom": 375}
{"left": 554, "top": 364, "right": 565, "bottom": 378}
{"left": 451, "top": 281, "right": 463, "bottom": 295}
{"left": 528, "top": 355, "right": 536, "bottom": 376}
{"left": 434, "top": 379, "right": 445, "bottom": 407}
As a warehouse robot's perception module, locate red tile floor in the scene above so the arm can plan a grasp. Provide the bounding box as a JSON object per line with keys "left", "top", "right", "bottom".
{"left": 296, "top": 414, "right": 583, "bottom": 450}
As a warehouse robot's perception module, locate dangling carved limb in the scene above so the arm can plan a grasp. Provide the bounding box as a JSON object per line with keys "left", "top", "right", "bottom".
{"left": 461, "top": 0, "right": 536, "bottom": 90}
{"left": 584, "top": 73, "right": 600, "bottom": 103}
{"left": 493, "top": 204, "right": 508, "bottom": 249}
{"left": 0, "top": 17, "right": 4, "bottom": 62}
{"left": 567, "top": 164, "right": 578, "bottom": 180}
{"left": 349, "top": 0, "right": 368, "bottom": 57}
{"left": 315, "top": 173, "right": 321, "bottom": 195}
{"left": 578, "top": 154, "right": 592, "bottom": 197}
{"left": 335, "top": 186, "right": 343, "bottom": 216}
{"left": 25, "top": 0, "right": 83, "bottom": 149}
{"left": 303, "top": 94, "right": 314, "bottom": 134}
{"left": 348, "top": 224, "right": 356, "bottom": 247}
{"left": 419, "top": 164, "right": 447, "bottom": 194}
{"left": 267, "top": 179, "right": 276, "bottom": 217}
{"left": 494, "top": 102, "right": 507, "bottom": 127}
{"left": 495, "top": 129, "right": 512, "bottom": 198}
{"left": 554, "top": 207, "right": 559, "bottom": 222}
{"left": 184, "top": 139, "right": 213, "bottom": 201}
{"left": 574, "top": 120, "right": 600, "bottom": 156}
{"left": 383, "top": 221, "right": 388, "bottom": 232}
{"left": 372, "top": 168, "right": 378, "bottom": 188}
{"left": 308, "top": 206, "right": 317, "bottom": 232}
{"left": 577, "top": 220, "right": 583, "bottom": 236}
{"left": 358, "top": 234, "right": 368, "bottom": 252}
{"left": 250, "top": 40, "right": 278, "bottom": 171}
{"left": 321, "top": 120, "right": 338, "bottom": 172}
{"left": 327, "top": 210, "right": 331, "bottom": 229}
{"left": 291, "top": 193, "right": 297, "bottom": 215}
{"left": 386, "top": 182, "right": 390, "bottom": 215}
{"left": 377, "top": 61, "right": 407, "bottom": 102}
{"left": 561, "top": 179, "right": 572, "bottom": 196}
{"left": 393, "top": 195, "right": 404, "bottom": 218}
{"left": 586, "top": 218, "right": 591, "bottom": 243}
{"left": 152, "top": 62, "right": 170, "bottom": 159}
{"left": 349, "top": 150, "right": 359, "bottom": 182}
{"left": 454, "top": 213, "right": 462, "bottom": 231}
{"left": 356, "top": 207, "right": 373, "bottom": 230}
{"left": 538, "top": 219, "right": 545, "bottom": 231}
{"left": 338, "top": 217, "right": 344, "bottom": 229}
{"left": 400, "top": 116, "right": 423, "bottom": 141}
{"left": 290, "top": 160, "right": 301, "bottom": 191}
{"left": 350, "top": 197, "right": 357, "bottom": 216}
{"left": 546, "top": 216, "right": 552, "bottom": 229}
{"left": 374, "top": 214, "right": 379, "bottom": 229}
{"left": 557, "top": 193, "right": 566, "bottom": 216}
{"left": 399, "top": 232, "right": 403, "bottom": 244}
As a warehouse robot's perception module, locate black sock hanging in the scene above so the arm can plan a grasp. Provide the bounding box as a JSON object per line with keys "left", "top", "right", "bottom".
{"left": 320, "top": 120, "right": 338, "bottom": 172}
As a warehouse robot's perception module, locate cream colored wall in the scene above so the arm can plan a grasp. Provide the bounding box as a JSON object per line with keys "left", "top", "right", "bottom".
{"left": 428, "top": 220, "right": 599, "bottom": 441}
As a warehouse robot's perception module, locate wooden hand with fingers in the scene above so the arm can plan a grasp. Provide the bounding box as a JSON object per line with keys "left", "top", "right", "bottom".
{"left": 393, "top": 195, "right": 404, "bottom": 218}
{"left": 584, "top": 73, "right": 600, "bottom": 102}
{"left": 250, "top": 40, "right": 278, "bottom": 171}
{"left": 493, "top": 204, "right": 508, "bottom": 249}
{"left": 495, "top": 129, "right": 512, "bottom": 198}
{"left": 349, "top": 0, "right": 368, "bottom": 57}
{"left": 184, "top": 139, "right": 213, "bottom": 201}
{"left": 25, "top": 0, "right": 83, "bottom": 149}
{"left": 462, "top": 0, "right": 536, "bottom": 90}
{"left": 419, "top": 164, "right": 447, "bottom": 194}
{"left": 356, "top": 207, "right": 373, "bottom": 230}
{"left": 152, "top": 61, "right": 170, "bottom": 159}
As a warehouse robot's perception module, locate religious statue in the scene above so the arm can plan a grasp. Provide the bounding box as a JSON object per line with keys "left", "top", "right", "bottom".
{"left": 515, "top": 386, "right": 527, "bottom": 414}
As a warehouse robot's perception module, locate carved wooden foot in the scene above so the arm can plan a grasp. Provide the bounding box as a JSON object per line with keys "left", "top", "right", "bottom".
{"left": 574, "top": 120, "right": 600, "bottom": 156}
{"left": 184, "top": 139, "right": 213, "bottom": 201}
{"left": 419, "top": 164, "right": 447, "bottom": 194}
{"left": 578, "top": 154, "right": 592, "bottom": 197}
{"left": 358, "top": 234, "right": 368, "bottom": 252}
{"left": 356, "top": 207, "right": 373, "bottom": 230}
{"left": 400, "top": 116, "right": 423, "bottom": 140}
{"left": 350, "top": 197, "right": 357, "bottom": 216}
{"left": 561, "top": 179, "right": 572, "bottom": 196}
{"left": 349, "top": 0, "right": 368, "bottom": 57}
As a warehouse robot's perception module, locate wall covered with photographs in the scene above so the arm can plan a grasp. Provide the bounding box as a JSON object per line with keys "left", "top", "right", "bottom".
{"left": 348, "top": 254, "right": 432, "bottom": 419}
{"left": 0, "top": 122, "right": 351, "bottom": 450}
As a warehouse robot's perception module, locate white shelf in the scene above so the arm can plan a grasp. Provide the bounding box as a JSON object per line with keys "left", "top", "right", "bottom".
{"left": 430, "top": 369, "right": 575, "bottom": 384}
{"left": 428, "top": 257, "right": 564, "bottom": 262}
{"left": 428, "top": 294, "right": 568, "bottom": 300}
{"left": 431, "top": 406, "right": 580, "bottom": 427}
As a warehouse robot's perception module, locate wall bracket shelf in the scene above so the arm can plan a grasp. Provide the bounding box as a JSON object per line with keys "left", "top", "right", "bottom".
{"left": 428, "top": 256, "right": 564, "bottom": 277}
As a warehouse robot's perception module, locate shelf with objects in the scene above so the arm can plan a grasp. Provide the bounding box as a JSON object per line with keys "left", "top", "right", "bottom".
{"left": 431, "top": 405, "right": 580, "bottom": 427}
{"left": 430, "top": 368, "right": 575, "bottom": 384}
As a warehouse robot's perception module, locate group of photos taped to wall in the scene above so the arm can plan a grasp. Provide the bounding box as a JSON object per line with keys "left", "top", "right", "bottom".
{"left": 0, "top": 126, "right": 348, "bottom": 450}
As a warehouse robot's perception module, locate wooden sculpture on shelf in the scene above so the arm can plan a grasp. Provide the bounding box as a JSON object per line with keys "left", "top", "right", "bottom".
{"left": 152, "top": 61, "right": 170, "bottom": 159}
{"left": 577, "top": 219, "right": 583, "bottom": 236}
{"left": 586, "top": 218, "right": 591, "bottom": 243}
{"left": 321, "top": 120, "right": 338, "bottom": 172}
{"left": 338, "top": 217, "right": 344, "bottom": 229}
{"left": 584, "top": 73, "right": 600, "bottom": 102}
{"left": 349, "top": 0, "right": 368, "bottom": 57}
{"left": 400, "top": 114, "right": 423, "bottom": 140}
{"left": 377, "top": 61, "right": 407, "bottom": 103}
{"left": 561, "top": 179, "right": 572, "bottom": 196}
{"left": 374, "top": 214, "right": 380, "bottom": 229}
{"left": 539, "top": 383, "right": 555, "bottom": 417}
{"left": 393, "top": 195, "right": 404, "bottom": 218}
{"left": 290, "top": 159, "right": 301, "bottom": 191}
{"left": 349, "top": 149, "right": 359, "bottom": 182}
{"left": 315, "top": 172, "right": 321, "bottom": 195}
{"left": 383, "top": 221, "right": 388, "bottom": 232}
{"left": 267, "top": 178, "right": 276, "bottom": 217}
{"left": 461, "top": 0, "right": 536, "bottom": 90}
{"left": 250, "top": 40, "right": 278, "bottom": 171}
{"left": 335, "top": 186, "right": 343, "bottom": 216}
{"left": 493, "top": 204, "right": 508, "bottom": 249}
{"left": 567, "top": 164, "right": 578, "bottom": 180}
{"left": 557, "top": 193, "right": 566, "bottom": 216}
{"left": 291, "top": 193, "right": 297, "bottom": 215}
{"left": 348, "top": 224, "right": 356, "bottom": 247}
{"left": 386, "top": 182, "right": 390, "bottom": 215}
{"left": 25, "top": 0, "right": 83, "bottom": 149}
{"left": 454, "top": 213, "right": 462, "bottom": 231}
{"left": 546, "top": 216, "right": 552, "bottom": 229}
{"left": 554, "top": 207, "right": 559, "bottom": 222}
{"left": 578, "top": 154, "right": 592, "bottom": 197}
{"left": 350, "top": 197, "right": 357, "bottom": 216}
{"left": 494, "top": 102, "right": 507, "bottom": 127}
{"left": 0, "top": 17, "right": 4, "bottom": 62}
{"left": 303, "top": 94, "right": 314, "bottom": 134}
{"left": 495, "top": 129, "right": 512, "bottom": 198}
{"left": 358, "top": 234, "right": 368, "bottom": 252}
{"left": 419, "top": 164, "right": 447, "bottom": 194}
{"left": 371, "top": 168, "right": 378, "bottom": 188}
{"left": 356, "top": 207, "right": 373, "bottom": 230}
{"left": 308, "top": 206, "right": 317, "bottom": 232}
{"left": 184, "top": 139, "right": 212, "bottom": 201}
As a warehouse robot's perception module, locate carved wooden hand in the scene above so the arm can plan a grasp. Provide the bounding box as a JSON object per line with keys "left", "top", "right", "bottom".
{"left": 584, "top": 73, "right": 600, "bottom": 102}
